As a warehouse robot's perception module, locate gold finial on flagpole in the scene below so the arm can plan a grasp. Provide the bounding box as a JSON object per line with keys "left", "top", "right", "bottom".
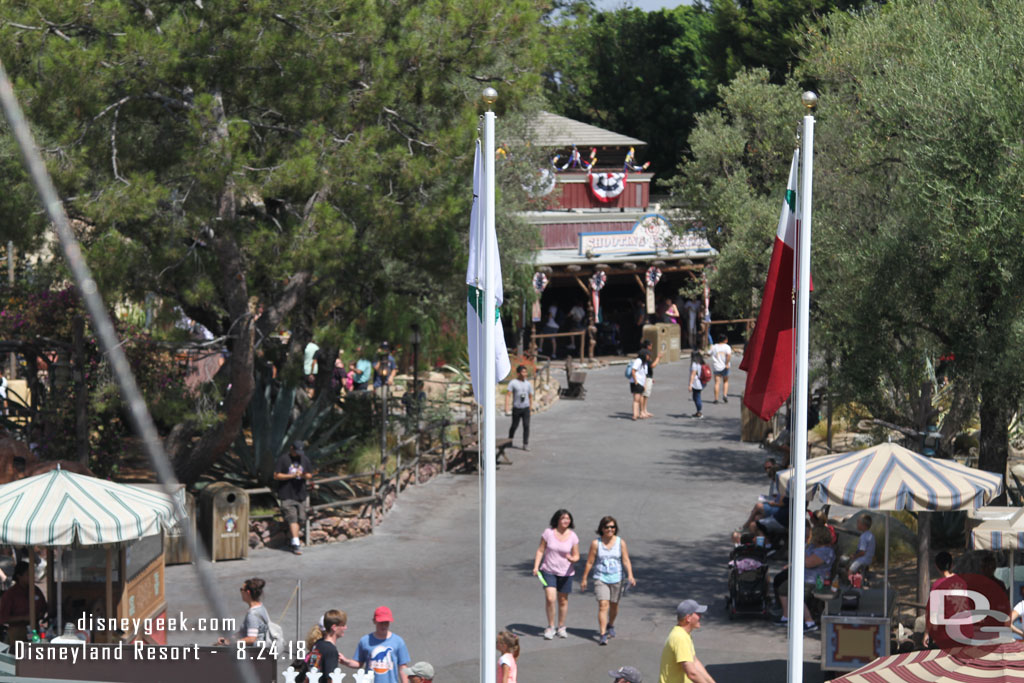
{"left": 482, "top": 87, "right": 498, "bottom": 109}
{"left": 801, "top": 91, "right": 818, "bottom": 110}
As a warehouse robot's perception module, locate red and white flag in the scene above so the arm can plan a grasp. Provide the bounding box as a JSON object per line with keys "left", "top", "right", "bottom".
{"left": 741, "top": 150, "right": 810, "bottom": 421}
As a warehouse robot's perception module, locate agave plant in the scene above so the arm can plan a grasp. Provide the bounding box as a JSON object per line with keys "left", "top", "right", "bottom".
{"left": 231, "top": 378, "right": 353, "bottom": 487}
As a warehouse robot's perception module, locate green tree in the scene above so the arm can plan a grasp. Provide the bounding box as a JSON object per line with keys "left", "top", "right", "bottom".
{"left": 801, "top": 0, "right": 1024, "bottom": 480}
{"left": 543, "top": 4, "right": 714, "bottom": 185}
{"left": 0, "top": 0, "right": 549, "bottom": 483}
{"left": 702, "top": 0, "right": 876, "bottom": 85}
{"left": 681, "top": 0, "right": 1024, "bottom": 482}
{"left": 669, "top": 68, "right": 804, "bottom": 318}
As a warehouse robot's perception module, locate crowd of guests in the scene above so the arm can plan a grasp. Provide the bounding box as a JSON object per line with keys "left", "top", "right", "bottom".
{"left": 728, "top": 456, "right": 877, "bottom": 633}
{"left": 302, "top": 340, "right": 398, "bottom": 399}
{"left": 222, "top": 579, "right": 444, "bottom": 683}
{"left": 626, "top": 334, "right": 732, "bottom": 420}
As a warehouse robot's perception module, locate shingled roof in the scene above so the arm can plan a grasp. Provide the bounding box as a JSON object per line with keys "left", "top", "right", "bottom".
{"left": 526, "top": 111, "right": 646, "bottom": 148}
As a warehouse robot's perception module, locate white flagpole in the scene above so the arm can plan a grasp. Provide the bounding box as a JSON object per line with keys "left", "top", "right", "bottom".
{"left": 787, "top": 91, "right": 816, "bottom": 683}
{"left": 481, "top": 87, "right": 498, "bottom": 683}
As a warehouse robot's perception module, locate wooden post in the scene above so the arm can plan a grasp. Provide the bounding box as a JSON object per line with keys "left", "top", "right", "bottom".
{"left": 440, "top": 419, "right": 448, "bottom": 473}
{"left": 46, "top": 548, "right": 54, "bottom": 628}
{"left": 27, "top": 546, "right": 35, "bottom": 635}
{"left": 105, "top": 546, "right": 113, "bottom": 640}
{"left": 414, "top": 426, "right": 421, "bottom": 485}
{"left": 370, "top": 467, "right": 378, "bottom": 527}
{"left": 379, "top": 385, "right": 388, "bottom": 465}
{"left": 826, "top": 356, "right": 834, "bottom": 453}
{"left": 395, "top": 438, "right": 402, "bottom": 491}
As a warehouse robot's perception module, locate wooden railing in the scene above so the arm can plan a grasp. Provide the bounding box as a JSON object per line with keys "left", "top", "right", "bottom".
{"left": 243, "top": 411, "right": 475, "bottom": 544}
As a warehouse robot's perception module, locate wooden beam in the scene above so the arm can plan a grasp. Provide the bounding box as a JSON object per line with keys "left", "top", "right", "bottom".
{"left": 633, "top": 274, "right": 645, "bottom": 294}
{"left": 573, "top": 276, "right": 590, "bottom": 296}
{"left": 546, "top": 262, "right": 706, "bottom": 279}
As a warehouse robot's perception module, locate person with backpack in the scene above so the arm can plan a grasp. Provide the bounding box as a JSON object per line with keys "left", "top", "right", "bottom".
{"left": 626, "top": 350, "right": 648, "bottom": 421}
{"left": 216, "top": 577, "right": 272, "bottom": 646}
{"left": 689, "top": 352, "right": 710, "bottom": 419}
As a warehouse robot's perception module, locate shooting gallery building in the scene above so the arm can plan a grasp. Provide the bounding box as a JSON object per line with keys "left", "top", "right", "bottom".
{"left": 521, "top": 111, "right": 716, "bottom": 358}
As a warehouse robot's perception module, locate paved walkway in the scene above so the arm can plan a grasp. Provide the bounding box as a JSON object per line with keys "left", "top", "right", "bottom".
{"left": 166, "top": 355, "right": 823, "bottom": 681}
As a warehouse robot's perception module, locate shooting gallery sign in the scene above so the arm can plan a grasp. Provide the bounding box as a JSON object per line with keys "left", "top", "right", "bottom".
{"left": 577, "top": 214, "right": 711, "bottom": 258}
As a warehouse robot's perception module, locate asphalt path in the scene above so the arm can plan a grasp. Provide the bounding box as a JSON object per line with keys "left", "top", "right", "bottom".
{"left": 166, "top": 354, "right": 824, "bottom": 682}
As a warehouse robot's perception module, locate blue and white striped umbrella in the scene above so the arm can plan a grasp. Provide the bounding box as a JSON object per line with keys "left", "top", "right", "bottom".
{"left": 777, "top": 442, "right": 1003, "bottom": 512}
{"left": 971, "top": 508, "right": 1024, "bottom": 550}
{"left": 0, "top": 468, "right": 178, "bottom": 546}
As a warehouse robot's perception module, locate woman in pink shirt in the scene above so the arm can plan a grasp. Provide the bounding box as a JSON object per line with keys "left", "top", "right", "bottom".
{"left": 532, "top": 508, "right": 581, "bottom": 640}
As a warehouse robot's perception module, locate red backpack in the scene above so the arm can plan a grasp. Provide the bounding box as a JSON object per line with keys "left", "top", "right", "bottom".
{"left": 699, "top": 363, "right": 712, "bottom": 385}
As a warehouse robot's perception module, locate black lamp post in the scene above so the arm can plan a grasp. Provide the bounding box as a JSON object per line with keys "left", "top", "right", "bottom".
{"left": 410, "top": 323, "right": 422, "bottom": 421}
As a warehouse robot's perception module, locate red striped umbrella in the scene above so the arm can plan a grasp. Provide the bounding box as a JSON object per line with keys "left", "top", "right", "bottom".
{"left": 834, "top": 640, "right": 1024, "bottom": 682}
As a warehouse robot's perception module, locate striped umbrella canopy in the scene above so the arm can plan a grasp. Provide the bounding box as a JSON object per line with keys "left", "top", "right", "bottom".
{"left": 0, "top": 468, "right": 177, "bottom": 546}
{"left": 777, "top": 442, "right": 1003, "bottom": 511}
{"left": 833, "top": 639, "right": 1024, "bottom": 682}
{"left": 972, "top": 508, "right": 1024, "bottom": 551}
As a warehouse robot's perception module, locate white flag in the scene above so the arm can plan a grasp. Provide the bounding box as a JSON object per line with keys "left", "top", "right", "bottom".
{"left": 466, "top": 140, "right": 511, "bottom": 404}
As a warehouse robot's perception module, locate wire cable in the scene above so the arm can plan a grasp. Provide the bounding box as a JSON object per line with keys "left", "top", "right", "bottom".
{"left": 0, "top": 59, "right": 260, "bottom": 683}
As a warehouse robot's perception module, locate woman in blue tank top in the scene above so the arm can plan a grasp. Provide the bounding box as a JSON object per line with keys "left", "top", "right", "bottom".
{"left": 581, "top": 515, "right": 636, "bottom": 646}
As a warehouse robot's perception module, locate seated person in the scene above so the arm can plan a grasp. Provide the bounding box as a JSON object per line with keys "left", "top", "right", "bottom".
{"left": 733, "top": 458, "right": 781, "bottom": 543}
{"left": 0, "top": 561, "right": 47, "bottom": 644}
{"left": 810, "top": 508, "right": 837, "bottom": 546}
{"left": 753, "top": 495, "right": 790, "bottom": 544}
{"left": 774, "top": 526, "right": 835, "bottom": 631}
{"left": 846, "top": 514, "right": 875, "bottom": 580}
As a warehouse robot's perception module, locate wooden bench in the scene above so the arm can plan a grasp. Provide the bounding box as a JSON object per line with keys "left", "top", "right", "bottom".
{"left": 459, "top": 423, "right": 513, "bottom": 468}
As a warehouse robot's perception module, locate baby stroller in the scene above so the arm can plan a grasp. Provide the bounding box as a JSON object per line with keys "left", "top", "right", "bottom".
{"left": 726, "top": 543, "right": 770, "bottom": 619}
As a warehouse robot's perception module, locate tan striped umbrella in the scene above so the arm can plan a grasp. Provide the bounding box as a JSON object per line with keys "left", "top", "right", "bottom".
{"left": 777, "top": 442, "right": 1003, "bottom": 512}
{"left": 834, "top": 640, "right": 1024, "bottom": 682}
{"left": 972, "top": 508, "right": 1024, "bottom": 551}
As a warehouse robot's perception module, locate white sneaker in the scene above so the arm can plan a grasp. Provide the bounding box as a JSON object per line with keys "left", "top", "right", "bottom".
{"left": 543, "top": 627, "right": 555, "bottom": 640}
{"left": 557, "top": 626, "right": 568, "bottom": 638}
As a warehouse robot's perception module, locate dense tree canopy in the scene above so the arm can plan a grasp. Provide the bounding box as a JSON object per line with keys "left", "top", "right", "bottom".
{"left": 679, "top": 0, "right": 1024, "bottom": 479}
{"left": 542, "top": 0, "right": 878, "bottom": 190}
{"left": 701, "top": 0, "right": 876, "bottom": 85}
{"left": 803, "top": 0, "right": 1024, "bottom": 477}
{"left": 0, "top": 0, "right": 549, "bottom": 482}
{"left": 669, "top": 69, "right": 804, "bottom": 318}
{"left": 543, "top": 4, "right": 713, "bottom": 182}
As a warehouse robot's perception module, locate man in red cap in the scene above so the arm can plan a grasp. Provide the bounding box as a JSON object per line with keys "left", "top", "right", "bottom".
{"left": 354, "top": 606, "right": 411, "bottom": 683}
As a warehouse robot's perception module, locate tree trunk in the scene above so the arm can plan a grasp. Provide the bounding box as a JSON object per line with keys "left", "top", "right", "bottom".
{"left": 170, "top": 91, "right": 255, "bottom": 485}
{"left": 917, "top": 511, "right": 931, "bottom": 604}
{"left": 171, "top": 235, "right": 256, "bottom": 485}
{"left": 978, "top": 383, "right": 1012, "bottom": 504}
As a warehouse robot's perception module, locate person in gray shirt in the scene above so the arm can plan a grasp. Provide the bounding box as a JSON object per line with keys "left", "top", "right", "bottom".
{"left": 504, "top": 365, "right": 534, "bottom": 451}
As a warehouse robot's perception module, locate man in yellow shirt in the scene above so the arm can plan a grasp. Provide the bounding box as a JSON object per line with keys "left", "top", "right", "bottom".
{"left": 659, "top": 600, "right": 716, "bottom": 683}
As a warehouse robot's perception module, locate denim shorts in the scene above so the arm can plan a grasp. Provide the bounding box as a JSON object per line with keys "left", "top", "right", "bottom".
{"left": 540, "top": 571, "right": 573, "bottom": 594}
